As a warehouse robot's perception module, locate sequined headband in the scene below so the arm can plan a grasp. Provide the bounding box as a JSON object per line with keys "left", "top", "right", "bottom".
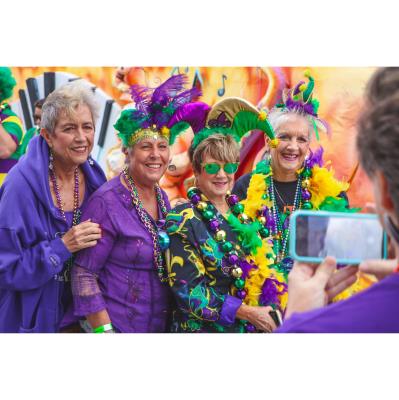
{"left": 128, "top": 125, "right": 171, "bottom": 147}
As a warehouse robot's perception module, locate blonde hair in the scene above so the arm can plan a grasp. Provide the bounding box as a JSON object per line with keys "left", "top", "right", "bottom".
{"left": 41, "top": 81, "right": 99, "bottom": 133}
{"left": 190, "top": 134, "right": 240, "bottom": 174}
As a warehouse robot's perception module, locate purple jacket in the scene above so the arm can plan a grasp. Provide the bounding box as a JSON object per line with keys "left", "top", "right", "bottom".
{"left": 277, "top": 273, "right": 399, "bottom": 333}
{"left": 0, "top": 136, "right": 106, "bottom": 332}
{"left": 72, "top": 177, "right": 173, "bottom": 332}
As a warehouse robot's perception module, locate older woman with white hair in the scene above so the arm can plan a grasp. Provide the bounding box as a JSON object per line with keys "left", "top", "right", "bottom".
{"left": 233, "top": 72, "right": 350, "bottom": 277}
{"left": 0, "top": 82, "right": 106, "bottom": 333}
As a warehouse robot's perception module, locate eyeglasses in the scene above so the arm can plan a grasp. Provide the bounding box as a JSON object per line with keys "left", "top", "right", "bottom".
{"left": 201, "top": 162, "right": 239, "bottom": 174}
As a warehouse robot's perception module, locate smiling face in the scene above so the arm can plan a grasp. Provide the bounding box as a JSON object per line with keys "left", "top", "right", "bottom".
{"left": 127, "top": 137, "right": 170, "bottom": 187}
{"left": 269, "top": 114, "right": 311, "bottom": 180}
{"left": 195, "top": 155, "right": 236, "bottom": 201}
{"left": 42, "top": 104, "right": 95, "bottom": 168}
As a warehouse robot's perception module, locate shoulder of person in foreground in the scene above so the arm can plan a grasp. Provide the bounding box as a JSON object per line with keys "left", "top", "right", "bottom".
{"left": 276, "top": 273, "right": 399, "bottom": 333}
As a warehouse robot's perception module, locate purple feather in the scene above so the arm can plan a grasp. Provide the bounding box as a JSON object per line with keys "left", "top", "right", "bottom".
{"left": 260, "top": 278, "right": 287, "bottom": 306}
{"left": 285, "top": 98, "right": 317, "bottom": 117}
{"left": 151, "top": 74, "right": 188, "bottom": 107}
{"left": 305, "top": 146, "right": 324, "bottom": 168}
{"left": 167, "top": 102, "right": 211, "bottom": 133}
{"left": 170, "top": 87, "right": 202, "bottom": 109}
{"left": 129, "top": 85, "right": 152, "bottom": 114}
{"left": 292, "top": 80, "right": 305, "bottom": 96}
{"left": 238, "top": 259, "right": 257, "bottom": 280}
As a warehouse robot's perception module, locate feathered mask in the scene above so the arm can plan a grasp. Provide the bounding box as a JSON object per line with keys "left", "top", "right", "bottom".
{"left": 276, "top": 70, "right": 330, "bottom": 139}
{"left": 114, "top": 74, "right": 201, "bottom": 147}
{"left": 167, "top": 96, "right": 278, "bottom": 150}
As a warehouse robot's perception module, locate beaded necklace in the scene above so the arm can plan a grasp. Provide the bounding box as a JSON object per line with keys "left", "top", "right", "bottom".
{"left": 243, "top": 158, "right": 313, "bottom": 276}
{"left": 187, "top": 187, "right": 264, "bottom": 333}
{"left": 269, "top": 177, "right": 302, "bottom": 263}
{"left": 49, "top": 163, "right": 81, "bottom": 282}
{"left": 122, "top": 166, "right": 169, "bottom": 282}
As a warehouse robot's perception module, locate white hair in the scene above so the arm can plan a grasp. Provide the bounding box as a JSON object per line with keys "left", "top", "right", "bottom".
{"left": 41, "top": 81, "right": 99, "bottom": 133}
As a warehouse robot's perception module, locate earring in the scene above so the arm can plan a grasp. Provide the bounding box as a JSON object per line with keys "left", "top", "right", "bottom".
{"left": 49, "top": 150, "right": 54, "bottom": 170}
{"left": 88, "top": 156, "right": 94, "bottom": 166}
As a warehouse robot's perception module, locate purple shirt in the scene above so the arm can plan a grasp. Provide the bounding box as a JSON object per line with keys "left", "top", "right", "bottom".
{"left": 277, "top": 273, "right": 399, "bottom": 333}
{"left": 0, "top": 136, "right": 106, "bottom": 333}
{"left": 72, "top": 176, "right": 172, "bottom": 333}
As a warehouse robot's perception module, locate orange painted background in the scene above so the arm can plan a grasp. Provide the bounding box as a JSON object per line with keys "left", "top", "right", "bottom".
{"left": 9, "top": 66, "right": 376, "bottom": 208}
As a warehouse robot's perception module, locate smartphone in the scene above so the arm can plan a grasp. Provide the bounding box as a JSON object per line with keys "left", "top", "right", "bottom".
{"left": 269, "top": 310, "right": 283, "bottom": 327}
{"left": 289, "top": 210, "right": 388, "bottom": 265}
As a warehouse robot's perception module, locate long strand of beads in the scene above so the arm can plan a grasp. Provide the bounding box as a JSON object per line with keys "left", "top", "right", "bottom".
{"left": 269, "top": 176, "right": 302, "bottom": 263}
{"left": 122, "top": 166, "right": 169, "bottom": 282}
{"left": 49, "top": 165, "right": 81, "bottom": 281}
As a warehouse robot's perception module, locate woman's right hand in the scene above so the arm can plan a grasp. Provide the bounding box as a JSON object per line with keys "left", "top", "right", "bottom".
{"left": 62, "top": 219, "right": 102, "bottom": 253}
{"left": 236, "top": 304, "right": 277, "bottom": 332}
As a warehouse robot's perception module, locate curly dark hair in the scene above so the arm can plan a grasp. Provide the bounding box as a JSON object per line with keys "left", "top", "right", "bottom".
{"left": 357, "top": 67, "right": 399, "bottom": 217}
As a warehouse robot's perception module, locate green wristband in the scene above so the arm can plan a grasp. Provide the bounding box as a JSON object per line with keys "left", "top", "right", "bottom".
{"left": 94, "top": 323, "right": 113, "bottom": 333}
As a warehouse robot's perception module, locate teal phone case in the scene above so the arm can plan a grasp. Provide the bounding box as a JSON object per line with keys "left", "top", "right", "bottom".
{"left": 289, "top": 210, "right": 388, "bottom": 265}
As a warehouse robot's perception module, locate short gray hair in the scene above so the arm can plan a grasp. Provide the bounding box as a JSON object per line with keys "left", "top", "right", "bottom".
{"left": 41, "top": 82, "right": 99, "bottom": 133}
{"left": 267, "top": 107, "right": 313, "bottom": 136}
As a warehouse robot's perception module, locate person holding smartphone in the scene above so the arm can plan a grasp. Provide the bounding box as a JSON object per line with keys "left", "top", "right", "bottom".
{"left": 277, "top": 67, "right": 399, "bottom": 333}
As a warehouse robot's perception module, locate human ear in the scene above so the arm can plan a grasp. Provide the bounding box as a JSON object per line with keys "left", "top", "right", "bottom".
{"left": 40, "top": 128, "right": 53, "bottom": 147}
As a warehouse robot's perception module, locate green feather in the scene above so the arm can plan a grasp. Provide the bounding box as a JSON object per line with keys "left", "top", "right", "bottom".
{"left": 0, "top": 67, "right": 16, "bottom": 103}
{"left": 303, "top": 74, "right": 315, "bottom": 102}
{"left": 227, "top": 213, "right": 262, "bottom": 254}
{"left": 312, "top": 119, "right": 320, "bottom": 141}
{"left": 253, "top": 159, "right": 271, "bottom": 175}
{"left": 319, "top": 196, "right": 360, "bottom": 213}
{"left": 113, "top": 109, "right": 144, "bottom": 147}
{"left": 169, "top": 121, "right": 190, "bottom": 145}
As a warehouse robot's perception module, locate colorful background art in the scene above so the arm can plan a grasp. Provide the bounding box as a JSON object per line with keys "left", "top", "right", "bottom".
{"left": 8, "top": 67, "right": 376, "bottom": 208}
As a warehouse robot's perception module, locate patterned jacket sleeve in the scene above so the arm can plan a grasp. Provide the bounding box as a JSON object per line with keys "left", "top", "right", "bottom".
{"left": 166, "top": 206, "right": 242, "bottom": 326}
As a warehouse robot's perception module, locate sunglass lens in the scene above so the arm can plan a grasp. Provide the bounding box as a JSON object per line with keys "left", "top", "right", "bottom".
{"left": 224, "top": 163, "right": 238, "bottom": 174}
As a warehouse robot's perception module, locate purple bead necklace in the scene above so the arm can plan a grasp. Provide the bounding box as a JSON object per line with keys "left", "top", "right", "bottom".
{"left": 49, "top": 155, "right": 81, "bottom": 281}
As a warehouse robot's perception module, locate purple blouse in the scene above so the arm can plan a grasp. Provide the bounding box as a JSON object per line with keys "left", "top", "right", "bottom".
{"left": 71, "top": 176, "right": 172, "bottom": 333}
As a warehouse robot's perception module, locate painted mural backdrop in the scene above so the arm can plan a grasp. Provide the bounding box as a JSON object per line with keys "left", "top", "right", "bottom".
{"left": 9, "top": 66, "right": 376, "bottom": 208}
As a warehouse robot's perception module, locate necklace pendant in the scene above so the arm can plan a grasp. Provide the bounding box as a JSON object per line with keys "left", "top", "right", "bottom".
{"left": 283, "top": 205, "right": 294, "bottom": 215}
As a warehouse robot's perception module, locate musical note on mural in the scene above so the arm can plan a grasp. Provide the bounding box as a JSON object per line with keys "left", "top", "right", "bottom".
{"left": 217, "top": 74, "right": 227, "bottom": 97}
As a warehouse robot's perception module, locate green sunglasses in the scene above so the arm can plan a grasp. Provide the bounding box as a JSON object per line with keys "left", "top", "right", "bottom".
{"left": 201, "top": 162, "right": 239, "bottom": 174}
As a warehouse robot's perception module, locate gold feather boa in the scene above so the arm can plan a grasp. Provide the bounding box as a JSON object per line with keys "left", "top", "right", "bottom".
{"left": 235, "top": 160, "right": 372, "bottom": 310}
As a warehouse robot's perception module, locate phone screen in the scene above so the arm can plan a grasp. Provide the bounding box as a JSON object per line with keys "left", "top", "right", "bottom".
{"left": 291, "top": 212, "right": 386, "bottom": 263}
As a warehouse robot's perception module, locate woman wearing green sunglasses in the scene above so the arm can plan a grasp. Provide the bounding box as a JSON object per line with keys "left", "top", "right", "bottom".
{"left": 165, "top": 97, "right": 281, "bottom": 333}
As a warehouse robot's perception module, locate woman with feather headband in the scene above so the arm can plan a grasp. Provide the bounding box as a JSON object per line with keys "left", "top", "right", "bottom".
{"left": 71, "top": 74, "right": 200, "bottom": 333}
{"left": 165, "top": 96, "right": 286, "bottom": 333}
{"left": 232, "top": 71, "right": 373, "bottom": 305}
